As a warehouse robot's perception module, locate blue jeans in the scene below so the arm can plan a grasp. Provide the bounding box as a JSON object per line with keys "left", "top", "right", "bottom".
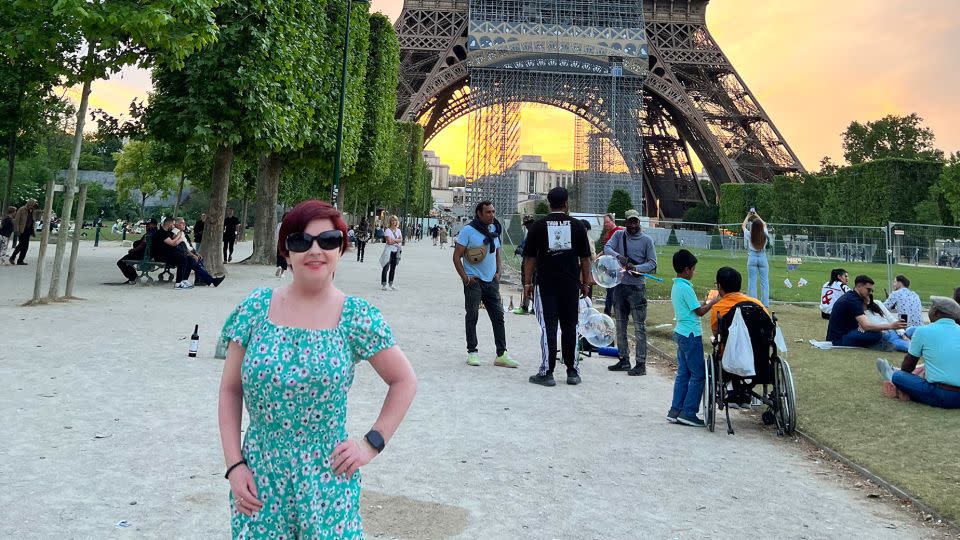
{"left": 882, "top": 330, "right": 910, "bottom": 352}
{"left": 747, "top": 251, "right": 770, "bottom": 307}
{"left": 892, "top": 371, "right": 960, "bottom": 409}
{"left": 671, "top": 332, "right": 705, "bottom": 417}
{"left": 838, "top": 329, "right": 882, "bottom": 348}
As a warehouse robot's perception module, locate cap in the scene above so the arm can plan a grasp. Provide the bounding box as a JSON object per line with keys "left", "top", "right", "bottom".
{"left": 624, "top": 209, "right": 641, "bottom": 221}
{"left": 930, "top": 296, "right": 960, "bottom": 320}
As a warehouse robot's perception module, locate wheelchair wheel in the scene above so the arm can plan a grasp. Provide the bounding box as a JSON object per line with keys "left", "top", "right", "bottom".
{"left": 774, "top": 358, "right": 797, "bottom": 435}
{"left": 703, "top": 354, "right": 716, "bottom": 432}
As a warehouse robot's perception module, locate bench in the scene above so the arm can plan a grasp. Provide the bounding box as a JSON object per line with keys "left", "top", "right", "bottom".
{"left": 121, "top": 235, "right": 176, "bottom": 285}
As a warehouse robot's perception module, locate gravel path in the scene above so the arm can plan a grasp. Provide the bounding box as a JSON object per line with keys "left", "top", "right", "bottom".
{"left": 0, "top": 240, "right": 943, "bottom": 539}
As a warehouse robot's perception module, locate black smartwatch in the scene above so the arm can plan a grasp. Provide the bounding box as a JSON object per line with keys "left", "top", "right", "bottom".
{"left": 364, "top": 430, "right": 385, "bottom": 453}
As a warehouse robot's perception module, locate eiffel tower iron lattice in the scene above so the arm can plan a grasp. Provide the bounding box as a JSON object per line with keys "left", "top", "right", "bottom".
{"left": 395, "top": 0, "right": 805, "bottom": 218}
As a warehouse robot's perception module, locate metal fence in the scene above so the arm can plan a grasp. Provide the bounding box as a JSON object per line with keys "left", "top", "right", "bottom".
{"left": 495, "top": 214, "right": 960, "bottom": 304}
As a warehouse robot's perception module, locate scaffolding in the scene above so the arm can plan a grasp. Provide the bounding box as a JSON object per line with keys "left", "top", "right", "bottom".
{"left": 465, "top": 0, "right": 648, "bottom": 214}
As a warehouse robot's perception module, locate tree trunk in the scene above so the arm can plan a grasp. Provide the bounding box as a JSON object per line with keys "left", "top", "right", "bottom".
{"left": 240, "top": 198, "right": 249, "bottom": 242}
{"left": 3, "top": 130, "right": 17, "bottom": 213}
{"left": 48, "top": 63, "right": 94, "bottom": 301}
{"left": 173, "top": 170, "right": 186, "bottom": 217}
{"left": 200, "top": 144, "right": 234, "bottom": 276}
{"left": 250, "top": 152, "right": 282, "bottom": 265}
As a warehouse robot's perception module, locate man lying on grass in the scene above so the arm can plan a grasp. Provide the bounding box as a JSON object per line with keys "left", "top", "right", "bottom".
{"left": 877, "top": 296, "right": 960, "bottom": 409}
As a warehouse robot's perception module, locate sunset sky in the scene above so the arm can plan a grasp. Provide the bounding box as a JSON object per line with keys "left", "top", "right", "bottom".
{"left": 87, "top": 0, "right": 960, "bottom": 176}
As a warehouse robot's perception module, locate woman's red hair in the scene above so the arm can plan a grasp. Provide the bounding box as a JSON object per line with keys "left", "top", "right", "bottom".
{"left": 277, "top": 200, "right": 349, "bottom": 258}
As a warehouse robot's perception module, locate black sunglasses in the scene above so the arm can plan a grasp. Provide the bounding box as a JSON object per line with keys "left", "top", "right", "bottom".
{"left": 286, "top": 231, "right": 344, "bottom": 252}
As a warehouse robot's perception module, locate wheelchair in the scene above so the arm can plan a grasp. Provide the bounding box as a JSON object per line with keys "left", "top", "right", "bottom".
{"left": 703, "top": 302, "right": 797, "bottom": 436}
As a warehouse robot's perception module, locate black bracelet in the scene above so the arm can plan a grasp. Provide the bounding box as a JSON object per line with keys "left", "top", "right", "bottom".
{"left": 224, "top": 459, "right": 248, "bottom": 480}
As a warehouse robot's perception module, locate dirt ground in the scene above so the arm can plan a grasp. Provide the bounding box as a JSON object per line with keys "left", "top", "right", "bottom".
{"left": 0, "top": 239, "right": 952, "bottom": 539}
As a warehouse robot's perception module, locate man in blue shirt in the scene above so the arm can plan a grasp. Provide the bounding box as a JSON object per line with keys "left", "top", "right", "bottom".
{"left": 603, "top": 209, "right": 658, "bottom": 376}
{"left": 453, "top": 201, "right": 517, "bottom": 369}
{"left": 877, "top": 296, "right": 960, "bottom": 409}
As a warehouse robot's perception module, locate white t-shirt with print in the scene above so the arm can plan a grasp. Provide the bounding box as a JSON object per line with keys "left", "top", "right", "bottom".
{"left": 384, "top": 227, "right": 402, "bottom": 253}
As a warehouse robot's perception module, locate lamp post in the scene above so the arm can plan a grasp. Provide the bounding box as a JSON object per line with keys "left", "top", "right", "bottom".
{"left": 330, "top": 0, "right": 368, "bottom": 207}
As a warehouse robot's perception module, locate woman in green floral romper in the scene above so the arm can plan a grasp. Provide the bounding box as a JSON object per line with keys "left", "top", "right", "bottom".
{"left": 218, "top": 200, "right": 417, "bottom": 539}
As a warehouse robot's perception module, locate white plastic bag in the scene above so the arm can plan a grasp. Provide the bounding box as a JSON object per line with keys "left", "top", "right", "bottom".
{"left": 722, "top": 308, "right": 756, "bottom": 377}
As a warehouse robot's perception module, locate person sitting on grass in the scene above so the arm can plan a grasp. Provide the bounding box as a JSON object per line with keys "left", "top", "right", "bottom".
{"left": 876, "top": 296, "right": 960, "bottom": 409}
{"left": 883, "top": 275, "right": 923, "bottom": 327}
{"left": 666, "top": 250, "right": 720, "bottom": 427}
{"left": 826, "top": 275, "right": 906, "bottom": 348}
{"left": 819, "top": 268, "right": 849, "bottom": 320}
{"left": 865, "top": 294, "right": 911, "bottom": 353}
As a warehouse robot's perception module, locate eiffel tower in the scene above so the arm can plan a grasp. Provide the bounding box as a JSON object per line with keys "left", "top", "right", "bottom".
{"left": 395, "top": 0, "right": 804, "bottom": 218}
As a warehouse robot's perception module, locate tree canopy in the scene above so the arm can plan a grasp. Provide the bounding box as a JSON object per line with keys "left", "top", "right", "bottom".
{"left": 842, "top": 113, "right": 945, "bottom": 165}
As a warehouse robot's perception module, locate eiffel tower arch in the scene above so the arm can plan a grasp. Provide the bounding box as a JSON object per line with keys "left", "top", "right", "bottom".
{"left": 395, "top": 0, "right": 805, "bottom": 218}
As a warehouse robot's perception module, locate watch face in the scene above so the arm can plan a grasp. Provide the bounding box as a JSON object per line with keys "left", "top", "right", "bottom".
{"left": 366, "top": 430, "right": 385, "bottom": 452}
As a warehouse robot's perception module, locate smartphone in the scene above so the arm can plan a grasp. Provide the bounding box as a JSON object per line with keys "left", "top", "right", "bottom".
{"left": 899, "top": 314, "right": 909, "bottom": 323}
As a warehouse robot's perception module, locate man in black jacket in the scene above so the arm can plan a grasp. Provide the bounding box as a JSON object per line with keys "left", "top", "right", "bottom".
{"left": 116, "top": 220, "right": 158, "bottom": 283}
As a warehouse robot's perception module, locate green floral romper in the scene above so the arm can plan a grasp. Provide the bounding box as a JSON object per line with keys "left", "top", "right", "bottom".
{"left": 220, "top": 287, "right": 395, "bottom": 539}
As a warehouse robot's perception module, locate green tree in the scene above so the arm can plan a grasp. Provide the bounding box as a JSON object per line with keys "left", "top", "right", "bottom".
{"left": 606, "top": 189, "right": 634, "bottom": 220}
{"left": 534, "top": 201, "right": 550, "bottom": 215}
{"left": 0, "top": 0, "right": 80, "bottom": 211}
{"left": 939, "top": 152, "right": 960, "bottom": 224}
{"left": 41, "top": 0, "right": 218, "bottom": 299}
{"left": 842, "top": 113, "right": 945, "bottom": 165}
{"left": 113, "top": 140, "right": 176, "bottom": 219}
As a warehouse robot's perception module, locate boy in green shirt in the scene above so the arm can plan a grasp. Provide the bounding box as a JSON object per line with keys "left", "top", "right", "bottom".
{"left": 668, "top": 250, "right": 719, "bottom": 426}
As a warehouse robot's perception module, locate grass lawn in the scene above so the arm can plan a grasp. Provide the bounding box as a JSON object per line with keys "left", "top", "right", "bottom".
{"left": 642, "top": 301, "right": 960, "bottom": 524}
{"left": 502, "top": 243, "right": 960, "bottom": 304}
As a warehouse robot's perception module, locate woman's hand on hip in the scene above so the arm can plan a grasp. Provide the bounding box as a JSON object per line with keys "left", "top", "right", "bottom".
{"left": 331, "top": 439, "right": 378, "bottom": 480}
{"left": 229, "top": 464, "right": 263, "bottom": 516}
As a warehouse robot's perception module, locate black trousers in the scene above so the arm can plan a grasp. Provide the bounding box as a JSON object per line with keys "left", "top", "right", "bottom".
{"left": 117, "top": 254, "right": 140, "bottom": 281}
{"left": 159, "top": 253, "right": 191, "bottom": 283}
{"left": 380, "top": 252, "right": 398, "bottom": 284}
{"left": 356, "top": 241, "right": 366, "bottom": 261}
{"left": 534, "top": 284, "right": 580, "bottom": 376}
{"left": 223, "top": 237, "right": 236, "bottom": 260}
{"left": 10, "top": 233, "right": 30, "bottom": 263}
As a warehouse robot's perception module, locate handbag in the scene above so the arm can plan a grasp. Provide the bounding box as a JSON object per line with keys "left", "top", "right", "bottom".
{"left": 722, "top": 308, "right": 756, "bottom": 377}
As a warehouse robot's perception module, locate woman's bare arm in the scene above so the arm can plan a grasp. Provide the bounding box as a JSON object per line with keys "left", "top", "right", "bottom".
{"left": 218, "top": 341, "right": 246, "bottom": 466}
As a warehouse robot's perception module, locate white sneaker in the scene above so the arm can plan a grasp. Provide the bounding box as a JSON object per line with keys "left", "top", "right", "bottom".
{"left": 389, "top": 285, "right": 397, "bottom": 291}
{"left": 175, "top": 281, "right": 194, "bottom": 289}
{"left": 381, "top": 284, "right": 387, "bottom": 291}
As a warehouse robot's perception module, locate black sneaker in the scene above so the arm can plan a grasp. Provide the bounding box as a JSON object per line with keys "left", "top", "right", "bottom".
{"left": 677, "top": 414, "right": 705, "bottom": 427}
{"left": 566, "top": 372, "right": 581, "bottom": 385}
{"left": 627, "top": 363, "right": 646, "bottom": 376}
{"left": 212, "top": 276, "right": 225, "bottom": 287}
{"left": 608, "top": 360, "right": 631, "bottom": 371}
{"left": 529, "top": 373, "right": 556, "bottom": 387}
{"left": 666, "top": 408, "right": 681, "bottom": 423}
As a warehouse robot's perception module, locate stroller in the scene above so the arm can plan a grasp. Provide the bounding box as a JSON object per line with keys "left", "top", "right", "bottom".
{"left": 704, "top": 302, "right": 797, "bottom": 436}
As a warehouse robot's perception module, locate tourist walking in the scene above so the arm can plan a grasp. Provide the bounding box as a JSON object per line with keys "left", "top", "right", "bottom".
{"left": 380, "top": 215, "right": 402, "bottom": 290}
{"left": 438, "top": 223, "right": 448, "bottom": 248}
{"left": 355, "top": 221, "right": 369, "bottom": 262}
{"left": 0, "top": 206, "right": 14, "bottom": 265}
{"left": 524, "top": 187, "right": 592, "bottom": 387}
{"left": 223, "top": 208, "right": 240, "bottom": 262}
{"left": 452, "top": 201, "right": 517, "bottom": 368}
{"left": 9, "top": 199, "right": 38, "bottom": 265}
{"left": 743, "top": 209, "right": 771, "bottom": 307}
{"left": 603, "top": 209, "right": 658, "bottom": 376}
{"left": 218, "top": 199, "right": 417, "bottom": 538}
